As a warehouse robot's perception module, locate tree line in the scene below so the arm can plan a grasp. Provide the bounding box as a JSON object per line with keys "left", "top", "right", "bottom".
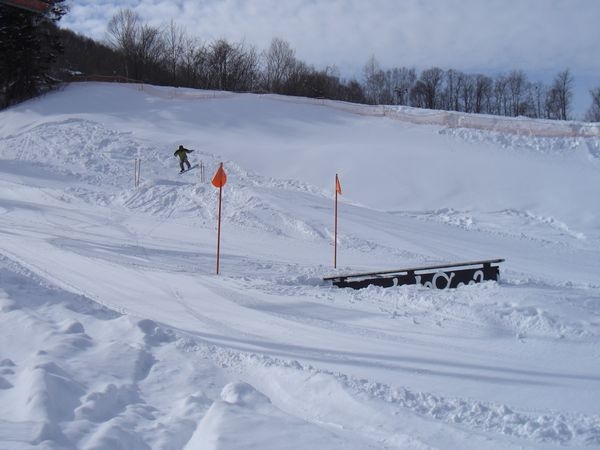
{"left": 101, "top": 9, "right": 364, "bottom": 103}
{"left": 363, "top": 57, "right": 579, "bottom": 121}
{"left": 1, "top": 5, "right": 599, "bottom": 122}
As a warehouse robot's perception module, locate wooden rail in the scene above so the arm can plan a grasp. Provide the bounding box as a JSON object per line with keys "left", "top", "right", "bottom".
{"left": 324, "top": 259, "right": 505, "bottom": 290}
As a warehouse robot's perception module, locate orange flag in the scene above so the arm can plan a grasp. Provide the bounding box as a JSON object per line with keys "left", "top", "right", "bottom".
{"left": 335, "top": 174, "right": 342, "bottom": 195}
{"left": 212, "top": 163, "right": 227, "bottom": 188}
{"left": 212, "top": 163, "right": 227, "bottom": 275}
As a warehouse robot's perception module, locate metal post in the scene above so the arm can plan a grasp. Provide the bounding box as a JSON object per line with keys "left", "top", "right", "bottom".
{"left": 134, "top": 158, "right": 141, "bottom": 187}
{"left": 136, "top": 158, "right": 141, "bottom": 187}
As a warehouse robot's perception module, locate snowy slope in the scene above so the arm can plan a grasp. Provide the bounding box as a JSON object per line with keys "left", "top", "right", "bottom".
{"left": 0, "top": 82, "right": 599, "bottom": 449}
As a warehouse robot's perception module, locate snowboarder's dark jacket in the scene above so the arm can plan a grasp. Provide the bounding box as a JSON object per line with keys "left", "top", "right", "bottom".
{"left": 174, "top": 146, "right": 193, "bottom": 161}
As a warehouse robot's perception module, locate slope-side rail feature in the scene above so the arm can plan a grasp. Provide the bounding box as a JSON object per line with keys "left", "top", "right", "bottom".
{"left": 324, "top": 259, "right": 505, "bottom": 290}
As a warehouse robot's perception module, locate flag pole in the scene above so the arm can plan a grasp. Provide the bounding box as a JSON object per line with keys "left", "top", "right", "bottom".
{"left": 216, "top": 181, "right": 222, "bottom": 274}
{"left": 334, "top": 173, "right": 339, "bottom": 269}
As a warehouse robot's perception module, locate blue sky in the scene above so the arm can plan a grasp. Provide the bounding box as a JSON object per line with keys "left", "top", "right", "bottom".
{"left": 62, "top": 0, "right": 600, "bottom": 117}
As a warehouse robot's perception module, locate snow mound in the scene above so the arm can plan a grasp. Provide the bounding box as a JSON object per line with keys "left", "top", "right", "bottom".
{"left": 220, "top": 381, "right": 271, "bottom": 407}
{"left": 185, "top": 381, "right": 376, "bottom": 450}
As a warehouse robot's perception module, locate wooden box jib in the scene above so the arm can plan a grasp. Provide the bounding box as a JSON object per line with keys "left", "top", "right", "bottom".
{"left": 324, "top": 259, "right": 505, "bottom": 290}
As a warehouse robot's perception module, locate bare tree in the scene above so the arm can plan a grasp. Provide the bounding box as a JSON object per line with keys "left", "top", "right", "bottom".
{"left": 547, "top": 69, "right": 573, "bottom": 120}
{"left": 442, "top": 69, "right": 463, "bottom": 111}
{"left": 345, "top": 79, "right": 367, "bottom": 103}
{"left": 207, "top": 39, "right": 232, "bottom": 90}
{"left": 585, "top": 87, "right": 600, "bottom": 122}
{"left": 206, "top": 39, "right": 258, "bottom": 91}
{"left": 262, "top": 37, "right": 296, "bottom": 92}
{"left": 459, "top": 74, "right": 476, "bottom": 113}
{"left": 527, "top": 81, "right": 547, "bottom": 119}
{"left": 284, "top": 59, "right": 310, "bottom": 95}
{"left": 506, "top": 70, "right": 528, "bottom": 116}
{"left": 177, "top": 36, "right": 203, "bottom": 87}
{"left": 492, "top": 76, "right": 509, "bottom": 115}
{"left": 232, "top": 42, "right": 260, "bottom": 91}
{"left": 414, "top": 67, "right": 444, "bottom": 109}
{"left": 136, "top": 23, "right": 163, "bottom": 80}
{"left": 107, "top": 9, "right": 139, "bottom": 79}
{"left": 162, "top": 19, "right": 186, "bottom": 84}
{"left": 106, "top": 9, "right": 164, "bottom": 81}
{"left": 363, "top": 55, "right": 386, "bottom": 104}
{"left": 378, "top": 69, "right": 394, "bottom": 104}
{"left": 473, "top": 74, "right": 493, "bottom": 114}
{"left": 319, "top": 65, "right": 342, "bottom": 98}
{"left": 391, "top": 67, "right": 416, "bottom": 105}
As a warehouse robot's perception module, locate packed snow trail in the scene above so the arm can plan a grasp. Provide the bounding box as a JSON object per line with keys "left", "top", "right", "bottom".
{"left": 0, "top": 83, "right": 599, "bottom": 449}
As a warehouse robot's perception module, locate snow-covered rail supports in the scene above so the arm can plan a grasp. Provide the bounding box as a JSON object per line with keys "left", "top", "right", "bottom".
{"left": 324, "top": 259, "right": 505, "bottom": 290}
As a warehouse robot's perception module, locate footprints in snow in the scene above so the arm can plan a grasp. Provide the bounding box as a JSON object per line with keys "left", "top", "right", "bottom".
{"left": 75, "top": 383, "right": 142, "bottom": 423}
{"left": 0, "top": 292, "right": 176, "bottom": 449}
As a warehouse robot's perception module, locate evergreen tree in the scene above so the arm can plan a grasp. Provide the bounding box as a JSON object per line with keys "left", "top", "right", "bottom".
{"left": 0, "top": 1, "right": 67, "bottom": 108}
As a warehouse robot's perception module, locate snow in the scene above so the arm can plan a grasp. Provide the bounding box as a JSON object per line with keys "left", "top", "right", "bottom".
{"left": 0, "top": 82, "right": 599, "bottom": 449}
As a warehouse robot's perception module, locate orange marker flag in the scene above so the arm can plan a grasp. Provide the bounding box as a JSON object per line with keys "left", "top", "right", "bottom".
{"left": 212, "top": 162, "right": 227, "bottom": 188}
{"left": 212, "top": 163, "right": 227, "bottom": 274}
{"left": 336, "top": 174, "right": 342, "bottom": 195}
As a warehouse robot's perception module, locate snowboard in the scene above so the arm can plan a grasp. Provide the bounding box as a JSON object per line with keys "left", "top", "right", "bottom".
{"left": 179, "top": 164, "right": 198, "bottom": 174}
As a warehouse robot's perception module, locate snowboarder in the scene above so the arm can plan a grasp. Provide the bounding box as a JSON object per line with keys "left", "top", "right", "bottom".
{"left": 174, "top": 145, "right": 194, "bottom": 173}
